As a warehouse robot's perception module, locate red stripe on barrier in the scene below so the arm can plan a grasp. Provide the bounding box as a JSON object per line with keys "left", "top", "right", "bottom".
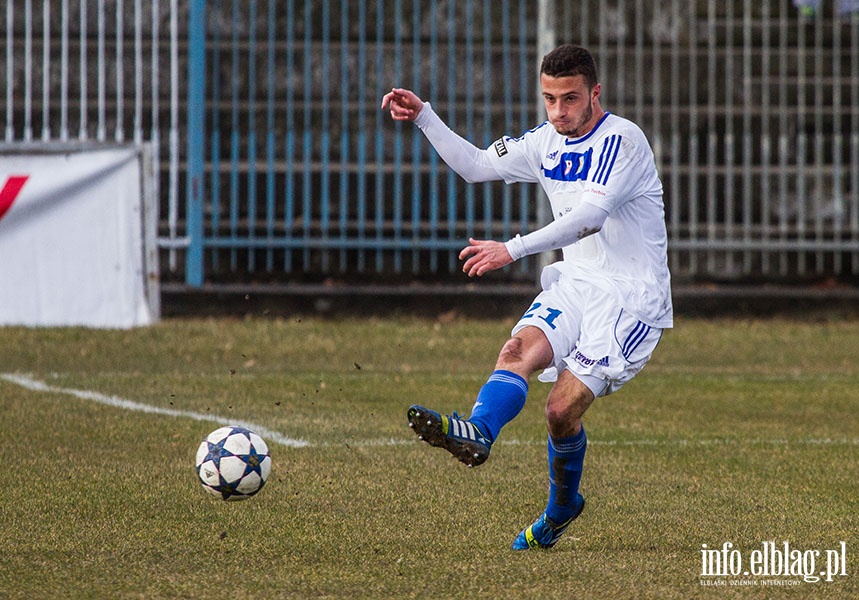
{"left": 0, "top": 175, "right": 29, "bottom": 221}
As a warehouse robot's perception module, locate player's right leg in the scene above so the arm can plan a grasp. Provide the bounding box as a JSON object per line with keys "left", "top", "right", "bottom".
{"left": 407, "top": 405, "right": 492, "bottom": 467}
{"left": 407, "top": 326, "right": 552, "bottom": 467}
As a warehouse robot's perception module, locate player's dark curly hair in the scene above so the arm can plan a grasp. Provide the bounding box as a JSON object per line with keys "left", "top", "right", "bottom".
{"left": 540, "top": 45, "right": 599, "bottom": 89}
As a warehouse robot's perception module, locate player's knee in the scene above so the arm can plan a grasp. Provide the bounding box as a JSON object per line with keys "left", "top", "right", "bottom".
{"left": 545, "top": 387, "right": 592, "bottom": 436}
{"left": 545, "top": 401, "right": 570, "bottom": 429}
{"left": 545, "top": 402, "right": 584, "bottom": 437}
{"left": 497, "top": 336, "right": 525, "bottom": 365}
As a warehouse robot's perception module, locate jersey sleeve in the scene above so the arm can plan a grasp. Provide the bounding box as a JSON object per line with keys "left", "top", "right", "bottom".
{"left": 413, "top": 103, "right": 503, "bottom": 183}
{"left": 580, "top": 126, "right": 659, "bottom": 213}
{"left": 484, "top": 123, "right": 550, "bottom": 184}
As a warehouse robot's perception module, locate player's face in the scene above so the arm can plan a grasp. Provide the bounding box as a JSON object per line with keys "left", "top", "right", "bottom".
{"left": 541, "top": 74, "right": 602, "bottom": 138}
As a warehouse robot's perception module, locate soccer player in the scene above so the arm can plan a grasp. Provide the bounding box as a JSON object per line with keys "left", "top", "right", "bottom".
{"left": 381, "top": 45, "right": 673, "bottom": 550}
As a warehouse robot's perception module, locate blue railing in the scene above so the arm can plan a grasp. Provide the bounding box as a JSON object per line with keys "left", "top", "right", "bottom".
{"left": 184, "top": 0, "right": 543, "bottom": 287}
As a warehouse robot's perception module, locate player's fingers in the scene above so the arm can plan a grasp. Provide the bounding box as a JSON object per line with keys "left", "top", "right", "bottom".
{"left": 465, "top": 254, "right": 489, "bottom": 277}
{"left": 388, "top": 103, "right": 415, "bottom": 120}
{"left": 461, "top": 252, "right": 479, "bottom": 275}
{"left": 458, "top": 245, "right": 478, "bottom": 260}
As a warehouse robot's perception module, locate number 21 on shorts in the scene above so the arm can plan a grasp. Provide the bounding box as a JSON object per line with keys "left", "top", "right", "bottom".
{"left": 522, "top": 302, "right": 563, "bottom": 330}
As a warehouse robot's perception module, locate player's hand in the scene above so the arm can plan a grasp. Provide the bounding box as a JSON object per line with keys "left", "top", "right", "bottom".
{"left": 459, "top": 238, "right": 513, "bottom": 277}
{"left": 380, "top": 88, "right": 424, "bottom": 121}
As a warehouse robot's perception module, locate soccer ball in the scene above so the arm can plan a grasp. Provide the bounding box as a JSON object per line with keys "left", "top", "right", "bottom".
{"left": 195, "top": 426, "right": 271, "bottom": 501}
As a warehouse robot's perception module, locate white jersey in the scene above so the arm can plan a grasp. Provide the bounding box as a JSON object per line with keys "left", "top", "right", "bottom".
{"left": 487, "top": 113, "right": 673, "bottom": 328}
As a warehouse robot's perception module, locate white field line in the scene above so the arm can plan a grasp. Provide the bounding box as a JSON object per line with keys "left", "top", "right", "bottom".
{"left": 3, "top": 373, "right": 857, "bottom": 450}
{"left": 1, "top": 373, "right": 310, "bottom": 448}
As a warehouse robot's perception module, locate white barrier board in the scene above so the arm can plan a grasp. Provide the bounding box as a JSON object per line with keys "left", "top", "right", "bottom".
{"left": 0, "top": 146, "right": 155, "bottom": 328}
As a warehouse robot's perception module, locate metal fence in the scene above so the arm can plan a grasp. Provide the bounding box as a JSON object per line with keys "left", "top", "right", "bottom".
{"left": 2, "top": 1, "right": 859, "bottom": 292}
{"left": 1, "top": 0, "right": 186, "bottom": 268}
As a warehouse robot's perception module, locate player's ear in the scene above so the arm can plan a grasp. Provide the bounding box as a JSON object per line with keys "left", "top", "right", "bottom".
{"left": 591, "top": 83, "right": 601, "bottom": 102}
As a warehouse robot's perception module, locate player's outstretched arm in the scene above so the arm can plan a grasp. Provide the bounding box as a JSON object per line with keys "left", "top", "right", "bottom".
{"left": 459, "top": 238, "right": 514, "bottom": 277}
{"left": 381, "top": 88, "right": 425, "bottom": 121}
{"left": 382, "top": 90, "right": 501, "bottom": 184}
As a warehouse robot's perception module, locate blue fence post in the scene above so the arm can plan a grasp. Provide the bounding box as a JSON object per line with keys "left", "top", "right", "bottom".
{"left": 185, "top": 0, "right": 206, "bottom": 286}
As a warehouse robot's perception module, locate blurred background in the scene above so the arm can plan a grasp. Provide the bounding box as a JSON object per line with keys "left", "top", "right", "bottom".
{"left": 2, "top": 0, "right": 858, "bottom": 317}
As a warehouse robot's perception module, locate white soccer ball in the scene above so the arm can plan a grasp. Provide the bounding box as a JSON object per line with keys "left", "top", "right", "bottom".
{"left": 195, "top": 426, "right": 271, "bottom": 501}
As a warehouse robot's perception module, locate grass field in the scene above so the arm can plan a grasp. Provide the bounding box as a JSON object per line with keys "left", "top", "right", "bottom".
{"left": 1, "top": 314, "right": 857, "bottom": 599}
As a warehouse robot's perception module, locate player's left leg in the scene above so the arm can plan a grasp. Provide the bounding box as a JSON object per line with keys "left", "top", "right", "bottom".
{"left": 512, "top": 371, "right": 594, "bottom": 550}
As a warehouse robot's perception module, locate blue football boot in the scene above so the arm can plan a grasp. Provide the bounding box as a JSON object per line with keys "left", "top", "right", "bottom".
{"left": 512, "top": 494, "right": 585, "bottom": 550}
{"left": 407, "top": 404, "right": 491, "bottom": 467}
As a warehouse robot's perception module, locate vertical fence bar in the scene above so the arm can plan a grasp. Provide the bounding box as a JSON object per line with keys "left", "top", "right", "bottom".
{"left": 78, "top": 0, "right": 87, "bottom": 139}
{"left": 517, "top": 0, "right": 532, "bottom": 277}
{"left": 494, "top": 5, "right": 514, "bottom": 239}
{"left": 633, "top": 0, "right": 643, "bottom": 124}
{"left": 149, "top": 0, "right": 161, "bottom": 150}
{"left": 265, "top": 0, "right": 276, "bottom": 272}
{"left": 246, "top": 0, "right": 258, "bottom": 272}
{"left": 41, "top": 0, "right": 50, "bottom": 140}
{"left": 651, "top": 0, "right": 663, "bottom": 176}
{"left": 133, "top": 0, "right": 142, "bottom": 144}
{"left": 115, "top": 0, "right": 124, "bottom": 142}
{"left": 150, "top": 0, "right": 161, "bottom": 259}
{"left": 284, "top": 0, "right": 295, "bottom": 273}
{"left": 209, "top": 0, "right": 222, "bottom": 271}
{"left": 339, "top": 0, "right": 350, "bottom": 271}
{"left": 284, "top": 0, "right": 298, "bottom": 273}
{"left": 4, "top": 0, "right": 12, "bottom": 142}
{"left": 232, "top": 0, "right": 243, "bottom": 271}
{"left": 687, "top": 1, "right": 699, "bottom": 275}
{"left": 705, "top": 0, "right": 717, "bottom": 273}
{"left": 796, "top": 7, "right": 808, "bottom": 276}
{"left": 410, "top": 0, "right": 423, "bottom": 272}
{"left": 582, "top": 0, "right": 591, "bottom": 46}
{"left": 614, "top": 0, "right": 626, "bottom": 116}
{"left": 499, "top": 0, "right": 511, "bottom": 242}
{"left": 356, "top": 0, "right": 368, "bottom": 272}
{"left": 759, "top": 2, "right": 772, "bottom": 275}
{"left": 777, "top": 0, "right": 789, "bottom": 275}
{"left": 669, "top": 0, "right": 680, "bottom": 273}
{"left": 97, "top": 0, "right": 105, "bottom": 141}
{"left": 319, "top": 0, "right": 331, "bottom": 271}
{"left": 813, "top": 11, "right": 825, "bottom": 273}
{"left": 445, "top": 0, "right": 457, "bottom": 271}
{"left": 465, "top": 0, "right": 478, "bottom": 242}
{"left": 831, "top": 11, "right": 842, "bottom": 274}
{"left": 167, "top": 0, "right": 180, "bottom": 269}
{"left": 852, "top": 12, "right": 859, "bottom": 274}
{"left": 724, "top": 0, "right": 735, "bottom": 275}
{"left": 427, "top": 2, "right": 439, "bottom": 272}
{"left": 24, "top": 0, "right": 32, "bottom": 141}
{"left": 185, "top": 0, "right": 207, "bottom": 286}
{"left": 373, "top": 0, "right": 384, "bottom": 273}
{"left": 302, "top": 0, "right": 313, "bottom": 272}
{"left": 493, "top": 0, "right": 505, "bottom": 243}
{"left": 392, "top": 0, "right": 404, "bottom": 273}
{"left": 60, "top": 0, "right": 68, "bottom": 140}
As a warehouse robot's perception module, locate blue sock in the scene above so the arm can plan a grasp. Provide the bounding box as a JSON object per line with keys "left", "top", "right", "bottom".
{"left": 545, "top": 426, "right": 587, "bottom": 524}
{"left": 467, "top": 370, "right": 528, "bottom": 444}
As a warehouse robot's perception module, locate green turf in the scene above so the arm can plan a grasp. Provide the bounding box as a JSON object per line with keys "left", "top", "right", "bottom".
{"left": 1, "top": 316, "right": 857, "bottom": 598}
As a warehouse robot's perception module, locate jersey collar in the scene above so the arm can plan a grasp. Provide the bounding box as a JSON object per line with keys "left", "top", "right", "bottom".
{"left": 564, "top": 112, "right": 612, "bottom": 145}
